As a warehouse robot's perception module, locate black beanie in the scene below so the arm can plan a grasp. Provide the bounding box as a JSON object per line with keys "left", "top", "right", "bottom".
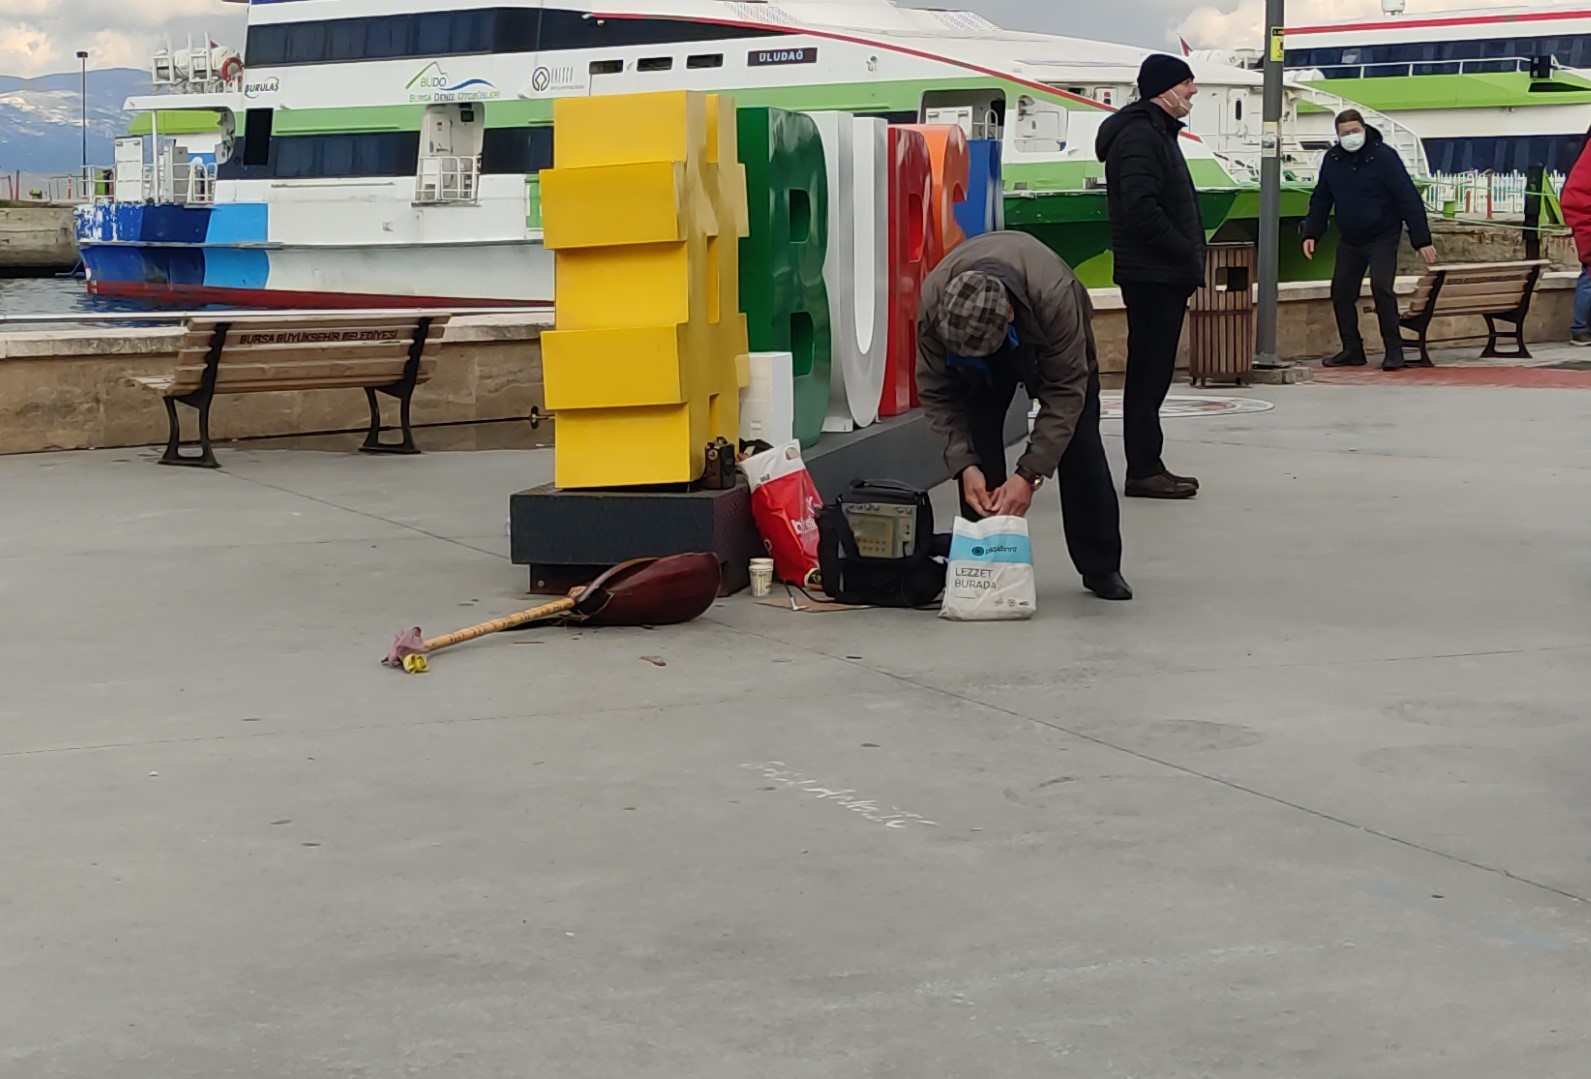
{"left": 1138, "top": 54, "right": 1195, "bottom": 101}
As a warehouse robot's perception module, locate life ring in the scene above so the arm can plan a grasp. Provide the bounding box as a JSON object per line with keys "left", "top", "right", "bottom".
{"left": 218, "top": 55, "right": 243, "bottom": 83}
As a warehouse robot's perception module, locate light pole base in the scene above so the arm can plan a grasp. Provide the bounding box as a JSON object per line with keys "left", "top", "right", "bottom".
{"left": 1248, "top": 362, "right": 1313, "bottom": 385}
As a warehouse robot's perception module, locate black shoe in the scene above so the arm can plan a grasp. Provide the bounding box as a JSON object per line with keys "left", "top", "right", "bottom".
{"left": 1381, "top": 352, "right": 1406, "bottom": 371}
{"left": 1572, "top": 331, "right": 1591, "bottom": 347}
{"left": 1083, "top": 572, "right": 1133, "bottom": 601}
{"left": 1125, "top": 473, "right": 1197, "bottom": 499}
{"left": 1323, "top": 350, "right": 1367, "bottom": 367}
{"left": 1165, "top": 470, "right": 1199, "bottom": 490}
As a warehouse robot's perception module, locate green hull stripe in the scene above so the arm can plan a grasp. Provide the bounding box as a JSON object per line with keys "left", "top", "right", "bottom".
{"left": 1298, "top": 71, "right": 1591, "bottom": 112}
{"left": 266, "top": 76, "right": 1113, "bottom": 135}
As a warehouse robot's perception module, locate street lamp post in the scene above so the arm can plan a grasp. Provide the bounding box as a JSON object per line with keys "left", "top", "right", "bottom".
{"left": 76, "top": 50, "right": 90, "bottom": 194}
{"left": 1254, "top": 0, "right": 1284, "bottom": 367}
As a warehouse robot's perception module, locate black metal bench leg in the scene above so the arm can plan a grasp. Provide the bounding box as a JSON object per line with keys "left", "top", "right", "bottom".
{"left": 1480, "top": 315, "right": 1531, "bottom": 360}
{"left": 160, "top": 397, "right": 183, "bottom": 464}
{"left": 1481, "top": 315, "right": 1501, "bottom": 358}
{"left": 1411, "top": 321, "right": 1434, "bottom": 367}
{"left": 360, "top": 385, "right": 421, "bottom": 455}
{"left": 158, "top": 392, "right": 220, "bottom": 468}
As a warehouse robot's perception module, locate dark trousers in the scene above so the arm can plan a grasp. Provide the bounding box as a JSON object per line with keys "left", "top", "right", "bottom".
{"left": 1120, "top": 282, "right": 1189, "bottom": 480}
{"left": 1332, "top": 232, "right": 1403, "bottom": 356}
{"left": 959, "top": 366, "right": 1122, "bottom": 577}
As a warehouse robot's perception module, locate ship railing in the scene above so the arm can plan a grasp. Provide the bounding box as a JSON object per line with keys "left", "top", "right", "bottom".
{"left": 415, "top": 156, "right": 481, "bottom": 206}
{"left": 1286, "top": 82, "right": 1430, "bottom": 179}
{"left": 1292, "top": 56, "right": 1551, "bottom": 81}
{"left": 26, "top": 171, "right": 111, "bottom": 204}
{"left": 169, "top": 159, "right": 218, "bottom": 206}
{"left": 1422, "top": 170, "right": 1566, "bottom": 220}
{"left": 1208, "top": 132, "right": 1334, "bottom": 184}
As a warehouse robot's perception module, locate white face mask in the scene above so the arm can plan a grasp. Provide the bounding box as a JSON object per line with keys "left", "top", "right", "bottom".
{"left": 1340, "top": 131, "right": 1367, "bottom": 153}
{"left": 1159, "top": 88, "right": 1194, "bottom": 119}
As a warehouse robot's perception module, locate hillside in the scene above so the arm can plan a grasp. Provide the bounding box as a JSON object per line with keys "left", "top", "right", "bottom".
{"left": 0, "top": 68, "right": 151, "bottom": 176}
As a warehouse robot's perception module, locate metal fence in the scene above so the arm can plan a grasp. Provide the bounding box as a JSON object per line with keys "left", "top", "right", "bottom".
{"left": 1422, "top": 170, "right": 1566, "bottom": 220}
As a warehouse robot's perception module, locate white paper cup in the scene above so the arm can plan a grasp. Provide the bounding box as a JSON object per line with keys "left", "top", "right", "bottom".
{"left": 749, "top": 558, "right": 775, "bottom": 598}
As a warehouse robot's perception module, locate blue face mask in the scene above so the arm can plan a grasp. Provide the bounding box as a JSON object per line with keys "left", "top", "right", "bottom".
{"left": 947, "top": 324, "right": 1021, "bottom": 383}
{"left": 1340, "top": 131, "right": 1367, "bottom": 153}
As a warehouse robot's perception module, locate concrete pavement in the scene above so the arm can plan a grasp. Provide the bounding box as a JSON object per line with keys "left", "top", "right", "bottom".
{"left": 3, "top": 379, "right": 1589, "bottom": 1078}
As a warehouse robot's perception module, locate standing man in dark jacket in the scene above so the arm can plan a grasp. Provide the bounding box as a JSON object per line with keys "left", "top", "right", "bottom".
{"left": 1096, "top": 53, "right": 1206, "bottom": 501}
{"left": 1302, "top": 109, "right": 1437, "bottom": 371}
{"left": 917, "top": 230, "right": 1132, "bottom": 601}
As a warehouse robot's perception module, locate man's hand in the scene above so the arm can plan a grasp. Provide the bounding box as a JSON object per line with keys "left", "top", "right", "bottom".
{"left": 1418, "top": 245, "right": 1438, "bottom": 266}
{"left": 1302, "top": 238, "right": 1316, "bottom": 261}
{"left": 960, "top": 466, "right": 995, "bottom": 517}
{"left": 989, "top": 475, "right": 1034, "bottom": 518}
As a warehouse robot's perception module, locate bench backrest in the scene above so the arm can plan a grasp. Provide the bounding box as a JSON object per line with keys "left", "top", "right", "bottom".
{"left": 1405, "top": 261, "right": 1546, "bottom": 319}
{"left": 167, "top": 313, "right": 451, "bottom": 396}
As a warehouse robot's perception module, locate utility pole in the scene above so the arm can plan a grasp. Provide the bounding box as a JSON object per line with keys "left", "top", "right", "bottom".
{"left": 77, "top": 50, "right": 90, "bottom": 194}
{"left": 1254, "top": 0, "right": 1284, "bottom": 367}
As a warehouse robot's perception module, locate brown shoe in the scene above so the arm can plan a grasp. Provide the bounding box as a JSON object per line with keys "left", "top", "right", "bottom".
{"left": 1165, "top": 470, "right": 1200, "bottom": 490}
{"left": 1125, "top": 473, "right": 1197, "bottom": 499}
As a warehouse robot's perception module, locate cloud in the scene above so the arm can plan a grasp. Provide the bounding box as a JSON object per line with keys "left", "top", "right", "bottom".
{"left": 0, "top": 0, "right": 243, "bottom": 77}
{"left": 1178, "top": 0, "right": 1591, "bottom": 50}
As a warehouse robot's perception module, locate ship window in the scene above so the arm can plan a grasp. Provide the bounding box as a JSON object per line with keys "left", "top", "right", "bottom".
{"left": 687, "top": 53, "right": 724, "bottom": 69}
{"left": 1234, "top": 98, "right": 1242, "bottom": 121}
{"left": 481, "top": 126, "right": 555, "bottom": 174}
{"left": 246, "top": 8, "right": 784, "bottom": 66}
{"left": 242, "top": 108, "right": 273, "bottom": 167}
{"left": 285, "top": 22, "right": 329, "bottom": 64}
{"left": 537, "top": 9, "right": 780, "bottom": 51}
{"left": 638, "top": 56, "right": 674, "bottom": 72}
{"left": 589, "top": 59, "right": 623, "bottom": 75}
{"left": 362, "top": 16, "right": 408, "bottom": 59}
{"left": 413, "top": 12, "right": 454, "bottom": 53}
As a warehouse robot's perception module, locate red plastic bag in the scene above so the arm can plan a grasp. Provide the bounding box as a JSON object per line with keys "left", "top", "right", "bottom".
{"left": 741, "top": 440, "right": 822, "bottom": 583}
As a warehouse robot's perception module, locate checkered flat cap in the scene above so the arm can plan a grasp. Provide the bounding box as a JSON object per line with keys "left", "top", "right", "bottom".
{"left": 939, "top": 271, "right": 1011, "bottom": 357}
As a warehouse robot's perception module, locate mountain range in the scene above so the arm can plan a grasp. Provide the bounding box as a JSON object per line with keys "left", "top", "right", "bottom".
{"left": 0, "top": 68, "right": 151, "bottom": 177}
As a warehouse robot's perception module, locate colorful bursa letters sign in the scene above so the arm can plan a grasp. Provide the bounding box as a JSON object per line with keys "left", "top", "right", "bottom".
{"left": 737, "top": 107, "right": 832, "bottom": 450}
{"left": 955, "top": 139, "right": 1004, "bottom": 239}
{"left": 809, "top": 112, "right": 889, "bottom": 433}
{"left": 539, "top": 90, "right": 750, "bottom": 489}
{"left": 881, "top": 125, "right": 932, "bottom": 418}
{"left": 898, "top": 123, "right": 972, "bottom": 267}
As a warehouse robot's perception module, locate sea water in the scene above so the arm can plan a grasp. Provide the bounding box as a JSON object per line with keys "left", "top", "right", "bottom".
{"left": 0, "top": 277, "right": 153, "bottom": 330}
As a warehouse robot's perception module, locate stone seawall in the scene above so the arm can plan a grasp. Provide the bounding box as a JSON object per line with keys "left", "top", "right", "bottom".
{"left": 0, "top": 273, "right": 1574, "bottom": 457}
{"left": 0, "top": 204, "right": 77, "bottom": 272}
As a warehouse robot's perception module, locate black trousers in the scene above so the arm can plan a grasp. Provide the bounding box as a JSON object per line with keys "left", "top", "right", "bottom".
{"left": 959, "top": 366, "right": 1122, "bottom": 577}
{"left": 1332, "top": 232, "right": 1403, "bottom": 356}
{"left": 1120, "top": 282, "right": 1190, "bottom": 481}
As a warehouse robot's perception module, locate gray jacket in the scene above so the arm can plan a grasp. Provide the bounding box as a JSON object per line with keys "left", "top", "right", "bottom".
{"left": 916, "top": 231, "right": 1098, "bottom": 479}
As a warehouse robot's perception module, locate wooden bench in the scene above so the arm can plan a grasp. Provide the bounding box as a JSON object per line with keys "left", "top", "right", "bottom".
{"left": 1382, "top": 260, "right": 1546, "bottom": 366}
{"left": 127, "top": 312, "right": 449, "bottom": 468}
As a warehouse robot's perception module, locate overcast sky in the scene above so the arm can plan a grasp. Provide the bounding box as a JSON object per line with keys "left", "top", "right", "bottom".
{"left": 0, "top": 0, "right": 1577, "bottom": 78}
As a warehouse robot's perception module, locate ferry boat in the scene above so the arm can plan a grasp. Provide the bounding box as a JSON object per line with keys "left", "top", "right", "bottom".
{"left": 1282, "top": 1, "right": 1591, "bottom": 175}
{"left": 77, "top": 0, "right": 1420, "bottom": 306}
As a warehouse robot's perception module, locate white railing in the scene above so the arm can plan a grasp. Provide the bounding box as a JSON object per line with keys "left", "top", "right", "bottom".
{"left": 1287, "top": 82, "right": 1430, "bottom": 179}
{"left": 414, "top": 155, "right": 480, "bottom": 205}
{"left": 169, "top": 159, "right": 217, "bottom": 205}
{"left": 1422, "top": 170, "right": 1565, "bottom": 219}
{"left": 1293, "top": 56, "right": 1549, "bottom": 81}
{"left": 10, "top": 170, "right": 111, "bottom": 203}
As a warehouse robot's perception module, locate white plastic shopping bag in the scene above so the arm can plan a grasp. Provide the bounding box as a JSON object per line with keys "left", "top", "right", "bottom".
{"left": 939, "top": 515, "right": 1036, "bottom": 621}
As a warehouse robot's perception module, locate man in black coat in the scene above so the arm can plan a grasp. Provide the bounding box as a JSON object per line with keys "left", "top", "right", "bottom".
{"left": 1302, "top": 109, "right": 1437, "bottom": 371}
{"left": 1096, "top": 53, "right": 1206, "bottom": 501}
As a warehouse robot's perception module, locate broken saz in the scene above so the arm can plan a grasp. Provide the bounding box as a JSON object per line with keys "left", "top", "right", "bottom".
{"left": 741, "top": 761, "right": 939, "bottom": 830}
